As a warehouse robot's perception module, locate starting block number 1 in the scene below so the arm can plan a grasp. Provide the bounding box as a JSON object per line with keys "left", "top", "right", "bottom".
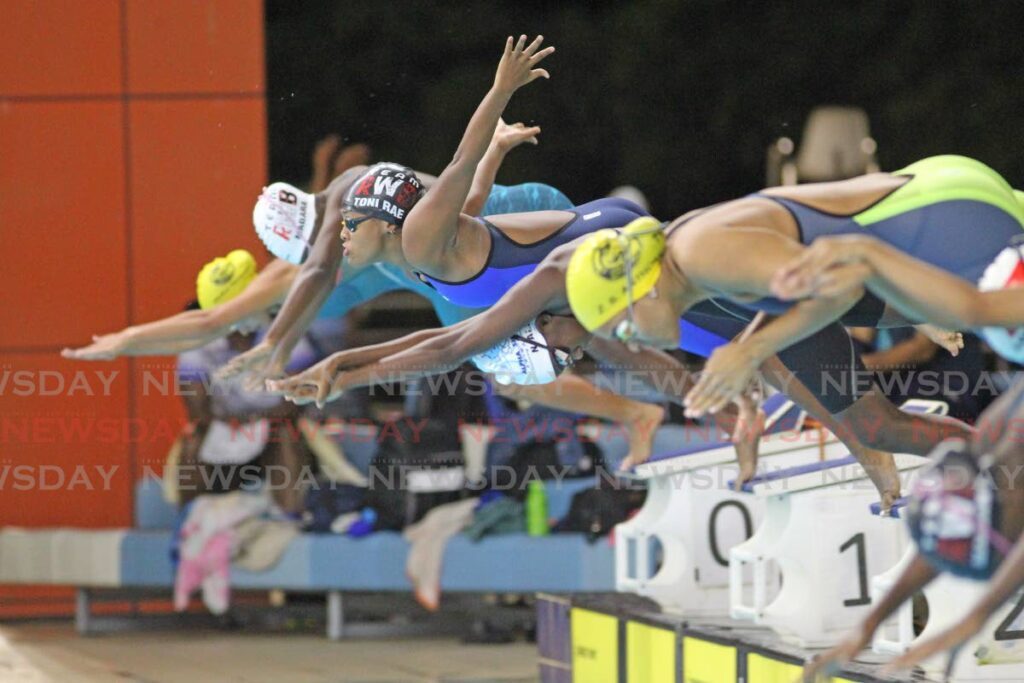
{"left": 840, "top": 533, "right": 871, "bottom": 608}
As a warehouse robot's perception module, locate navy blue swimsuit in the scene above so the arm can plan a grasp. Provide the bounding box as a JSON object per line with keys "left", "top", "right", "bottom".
{"left": 418, "top": 197, "right": 647, "bottom": 308}
{"left": 732, "top": 191, "right": 1024, "bottom": 324}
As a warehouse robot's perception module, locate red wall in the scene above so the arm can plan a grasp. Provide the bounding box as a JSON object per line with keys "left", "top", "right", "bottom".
{"left": 0, "top": 0, "right": 267, "bottom": 612}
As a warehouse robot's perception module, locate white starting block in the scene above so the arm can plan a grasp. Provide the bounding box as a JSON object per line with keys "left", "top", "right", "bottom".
{"left": 871, "top": 501, "right": 1024, "bottom": 681}
{"left": 728, "top": 453, "right": 927, "bottom": 647}
{"left": 726, "top": 400, "right": 947, "bottom": 647}
{"left": 616, "top": 394, "right": 851, "bottom": 616}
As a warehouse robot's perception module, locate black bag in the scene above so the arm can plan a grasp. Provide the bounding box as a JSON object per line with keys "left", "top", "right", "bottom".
{"left": 553, "top": 485, "right": 647, "bottom": 542}
{"left": 495, "top": 438, "right": 605, "bottom": 502}
{"left": 303, "top": 481, "right": 366, "bottom": 533}
{"left": 364, "top": 417, "right": 466, "bottom": 531}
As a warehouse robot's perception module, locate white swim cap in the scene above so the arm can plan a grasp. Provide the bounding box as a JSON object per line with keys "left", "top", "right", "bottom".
{"left": 978, "top": 241, "right": 1024, "bottom": 363}
{"left": 471, "top": 321, "right": 564, "bottom": 386}
{"left": 253, "top": 182, "right": 318, "bottom": 264}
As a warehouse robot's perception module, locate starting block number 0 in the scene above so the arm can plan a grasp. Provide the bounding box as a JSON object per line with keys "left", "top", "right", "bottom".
{"left": 708, "top": 501, "right": 754, "bottom": 567}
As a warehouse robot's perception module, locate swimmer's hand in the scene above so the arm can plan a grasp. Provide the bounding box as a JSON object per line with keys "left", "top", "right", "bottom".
{"left": 771, "top": 235, "right": 874, "bottom": 300}
{"left": 242, "top": 360, "right": 285, "bottom": 393}
{"left": 917, "top": 324, "right": 964, "bottom": 357}
{"left": 800, "top": 628, "right": 871, "bottom": 681}
{"left": 878, "top": 612, "right": 983, "bottom": 678}
{"left": 61, "top": 333, "right": 128, "bottom": 361}
{"left": 684, "top": 342, "right": 762, "bottom": 418}
{"left": 493, "top": 35, "right": 554, "bottom": 95}
{"left": 216, "top": 340, "right": 274, "bottom": 382}
{"left": 492, "top": 118, "right": 541, "bottom": 152}
{"left": 267, "top": 358, "right": 339, "bottom": 409}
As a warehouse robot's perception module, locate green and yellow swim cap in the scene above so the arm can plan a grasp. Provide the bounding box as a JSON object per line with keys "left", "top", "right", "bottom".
{"left": 196, "top": 249, "right": 258, "bottom": 310}
{"left": 566, "top": 217, "right": 665, "bottom": 332}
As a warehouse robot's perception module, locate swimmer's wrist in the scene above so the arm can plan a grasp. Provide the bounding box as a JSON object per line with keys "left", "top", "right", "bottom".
{"left": 744, "top": 336, "right": 773, "bottom": 365}
{"left": 848, "top": 234, "right": 877, "bottom": 264}
{"left": 489, "top": 83, "right": 516, "bottom": 102}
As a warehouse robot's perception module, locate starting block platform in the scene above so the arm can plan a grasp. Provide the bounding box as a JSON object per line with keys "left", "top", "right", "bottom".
{"left": 537, "top": 592, "right": 942, "bottom": 683}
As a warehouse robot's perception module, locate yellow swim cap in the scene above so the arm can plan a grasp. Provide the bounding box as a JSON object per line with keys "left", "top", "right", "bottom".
{"left": 566, "top": 217, "right": 665, "bottom": 332}
{"left": 196, "top": 249, "right": 258, "bottom": 310}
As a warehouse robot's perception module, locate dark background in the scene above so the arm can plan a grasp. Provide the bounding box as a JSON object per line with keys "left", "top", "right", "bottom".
{"left": 266, "top": 0, "right": 1024, "bottom": 218}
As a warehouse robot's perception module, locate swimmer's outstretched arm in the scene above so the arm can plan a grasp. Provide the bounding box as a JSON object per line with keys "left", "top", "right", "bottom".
{"left": 271, "top": 262, "right": 568, "bottom": 403}
{"left": 63, "top": 259, "right": 296, "bottom": 360}
{"left": 772, "top": 234, "right": 1024, "bottom": 329}
{"left": 401, "top": 35, "right": 553, "bottom": 272}
{"left": 802, "top": 554, "right": 938, "bottom": 681}
{"left": 268, "top": 321, "right": 477, "bottom": 405}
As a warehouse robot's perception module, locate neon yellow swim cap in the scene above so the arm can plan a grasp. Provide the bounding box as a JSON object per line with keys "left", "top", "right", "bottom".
{"left": 566, "top": 217, "right": 665, "bottom": 332}
{"left": 196, "top": 249, "right": 258, "bottom": 310}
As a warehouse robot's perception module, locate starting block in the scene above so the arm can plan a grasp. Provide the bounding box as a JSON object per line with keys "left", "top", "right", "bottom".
{"left": 616, "top": 394, "right": 847, "bottom": 616}
{"left": 726, "top": 400, "right": 946, "bottom": 647}
{"left": 871, "top": 501, "right": 1024, "bottom": 681}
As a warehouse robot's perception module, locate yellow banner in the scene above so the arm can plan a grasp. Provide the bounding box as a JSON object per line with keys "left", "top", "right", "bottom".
{"left": 747, "top": 652, "right": 856, "bottom": 683}
{"left": 627, "top": 621, "right": 676, "bottom": 683}
{"left": 572, "top": 608, "right": 618, "bottom": 683}
{"left": 683, "top": 637, "right": 736, "bottom": 683}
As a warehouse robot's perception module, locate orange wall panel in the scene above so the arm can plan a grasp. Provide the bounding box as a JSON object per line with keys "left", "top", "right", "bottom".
{"left": 2, "top": 0, "right": 266, "bottom": 614}
{"left": 0, "top": 101, "right": 128, "bottom": 348}
{"left": 132, "top": 356, "right": 187, "bottom": 478}
{"left": 128, "top": 98, "right": 267, "bottom": 322}
{"left": 0, "top": 354, "right": 132, "bottom": 527}
{"left": 0, "top": 0, "right": 122, "bottom": 96}
{"left": 126, "top": 0, "right": 265, "bottom": 94}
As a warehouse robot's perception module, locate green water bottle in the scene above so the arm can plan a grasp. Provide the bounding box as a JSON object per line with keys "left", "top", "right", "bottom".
{"left": 525, "top": 480, "right": 549, "bottom": 536}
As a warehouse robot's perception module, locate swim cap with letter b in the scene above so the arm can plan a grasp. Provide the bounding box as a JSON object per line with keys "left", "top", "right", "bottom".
{"left": 566, "top": 216, "right": 665, "bottom": 332}
{"left": 253, "top": 182, "right": 318, "bottom": 264}
{"left": 343, "top": 163, "right": 424, "bottom": 228}
{"left": 196, "top": 249, "right": 258, "bottom": 309}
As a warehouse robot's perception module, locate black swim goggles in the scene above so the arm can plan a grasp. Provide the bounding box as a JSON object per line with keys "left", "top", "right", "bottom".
{"left": 342, "top": 214, "right": 375, "bottom": 234}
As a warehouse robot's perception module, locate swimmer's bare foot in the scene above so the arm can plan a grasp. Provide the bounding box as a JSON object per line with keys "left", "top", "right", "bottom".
{"left": 853, "top": 444, "right": 900, "bottom": 512}
{"left": 733, "top": 438, "right": 759, "bottom": 492}
{"left": 731, "top": 394, "right": 764, "bottom": 491}
{"left": 619, "top": 403, "right": 666, "bottom": 471}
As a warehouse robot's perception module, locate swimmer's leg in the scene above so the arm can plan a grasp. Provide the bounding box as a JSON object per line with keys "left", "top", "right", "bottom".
{"left": 760, "top": 355, "right": 901, "bottom": 510}
{"left": 493, "top": 374, "right": 665, "bottom": 470}
{"left": 836, "top": 390, "right": 973, "bottom": 456}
